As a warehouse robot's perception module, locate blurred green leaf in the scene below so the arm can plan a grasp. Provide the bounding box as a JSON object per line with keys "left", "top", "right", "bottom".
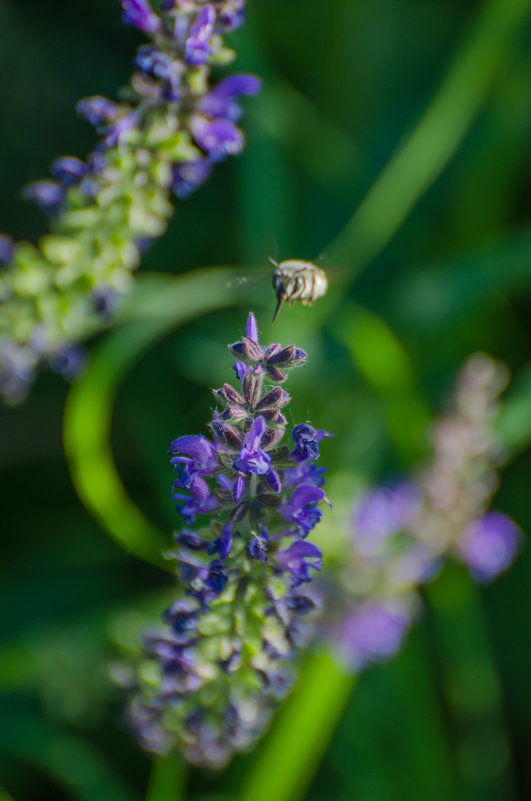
{"left": 332, "top": 302, "right": 431, "bottom": 461}
{"left": 322, "top": 0, "right": 531, "bottom": 279}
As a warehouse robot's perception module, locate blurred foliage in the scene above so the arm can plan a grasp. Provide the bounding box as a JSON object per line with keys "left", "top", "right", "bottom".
{"left": 1, "top": 0, "right": 531, "bottom": 799}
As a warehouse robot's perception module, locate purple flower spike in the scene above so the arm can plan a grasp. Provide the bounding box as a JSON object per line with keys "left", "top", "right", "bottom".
{"left": 191, "top": 117, "right": 244, "bottom": 162}
{"left": 76, "top": 96, "right": 121, "bottom": 127}
{"left": 233, "top": 416, "right": 271, "bottom": 476}
{"left": 336, "top": 602, "right": 411, "bottom": 671}
{"left": 24, "top": 181, "right": 66, "bottom": 213}
{"left": 458, "top": 512, "right": 521, "bottom": 581}
{"left": 185, "top": 5, "right": 215, "bottom": 65}
{"left": 276, "top": 541, "right": 322, "bottom": 586}
{"left": 0, "top": 234, "right": 14, "bottom": 265}
{"left": 121, "top": 0, "right": 162, "bottom": 33}
{"left": 51, "top": 156, "right": 87, "bottom": 187}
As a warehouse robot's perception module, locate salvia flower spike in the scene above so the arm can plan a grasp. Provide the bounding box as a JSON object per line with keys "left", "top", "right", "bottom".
{"left": 128, "top": 312, "right": 330, "bottom": 767}
{"left": 0, "top": 0, "right": 259, "bottom": 403}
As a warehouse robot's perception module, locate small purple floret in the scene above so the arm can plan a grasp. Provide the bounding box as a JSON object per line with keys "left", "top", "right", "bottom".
{"left": 51, "top": 156, "right": 87, "bottom": 187}
{"left": 276, "top": 541, "right": 322, "bottom": 586}
{"left": 121, "top": 0, "right": 162, "bottom": 33}
{"left": 24, "top": 181, "right": 66, "bottom": 213}
{"left": 191, "top": 117, "right": 244, "bottom": 162}
{"left": 185, "top": 5, "right": 215, "bottom": 65}
{"left": 336, "top": 602, "right": 411, "bottom": 670}
{"left": 77, "top": 96, "right": 120, "bottom": 127}
{"left": 0, "top": 234, "right": 14, "bottom": 265}
{"left": 458, "top": 512, "right": 521, "bottom": 581}
{"left": 233, "top": 416, "right": 271, "bottom": 476}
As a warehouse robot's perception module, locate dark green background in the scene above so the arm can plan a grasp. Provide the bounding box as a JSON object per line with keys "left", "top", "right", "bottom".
{"left": 1, "top": 0, "right": 531, "bottom": 799}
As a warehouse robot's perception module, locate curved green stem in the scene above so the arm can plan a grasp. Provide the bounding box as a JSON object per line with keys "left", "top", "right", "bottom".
{"left": 63, "top": 268, "right": 248, "bottom": 570}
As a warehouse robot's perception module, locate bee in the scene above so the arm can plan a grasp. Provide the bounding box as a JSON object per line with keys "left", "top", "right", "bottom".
{"left": 270, "top": 258, "right": 329, "bottom": 324}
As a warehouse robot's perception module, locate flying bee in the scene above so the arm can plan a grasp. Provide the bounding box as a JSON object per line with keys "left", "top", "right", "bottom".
{"left": 270, "top": 258, "right": 329, "bottom": 324}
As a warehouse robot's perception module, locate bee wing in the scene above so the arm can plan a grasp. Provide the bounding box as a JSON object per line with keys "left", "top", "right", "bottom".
{"left": 225, "top": 270, "right": 271, "bottom": 290}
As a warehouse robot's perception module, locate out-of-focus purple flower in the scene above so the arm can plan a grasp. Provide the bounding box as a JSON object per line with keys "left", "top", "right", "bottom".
{"left": 0, "top": 234, "right": 14, "bottom": 265}
{"left": 191, "top": 116, "right": 244, "bottom": 162}
{"left": 121, "top": 0, "right": 162, "bottom": 33}
{"left": 185, "top": 5, "right": 215, "bottom": 65}
{"left": 49, "top": 345, "right": 86, "bottom": 380}
{"left": 458, "top": 512, "right": 521, "bottom": 581}
{"left": 76, "top": 96, "right": 121, "bottom": 127}
{"left": 205, "top": 559, "right": 227, "bottom": 595}
{"left": 233, "top": 416, "right": 271, "bottom": 475}
{"left": 198, "top": 74, "right": 262, "bottom": 120}
{"left": 218, "top": 0, "right": 246, "bottom": 30}
{"left": 276, "top": 541, "right": 322, "bottom": 586}
{"left": 353, "top": 483, "right": 422, "bottom": 557}
{"left": 210, "top": 522, "right": 233, "bottom": 560}
{"left": 279, "top": 485, "right": 327, "bottom": 536}
{"left": 172, "top": 159, "right": 212, "bottom": 199}
{"left": 51, "top": 157, "right": 87, "bottom": 187}
{"left": 24, "top": 181, "right": 66, "bottom": 214}
{"left": 336, "top": 601, "right": 411, "bottom": 670}
{"left": 92, "top": 286, "right": 120, "bottom": 322}
{"left": 105, "top": 112, "right": 139, "bottom": 147}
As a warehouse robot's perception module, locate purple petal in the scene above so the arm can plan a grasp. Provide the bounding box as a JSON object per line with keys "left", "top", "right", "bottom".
{"left": 458, "top": 512, "right": 521, "bottom": 582}
{"left": 172, "top": 159, "right": 212, "bottom": 199}
{"left": 185, "top": 5, "right": 215, "bottom": 65}
{"left": 169, "top": 435, "right": 215, "bottom": 466}
{"left": 51, "top": 157, "right": 87, "bottom": 187}
{"left": 247, "top": 312, "right": 259, "bottom": 344}
{"left": 24, "top": 181, "right": 66, "bottom": 212}
{"left": 335, "top": 602, "right": 411, "bottom": 670}
{"left": 77, "top": 96, "right": 121, "bottom": 127}
{"left": 121, "top": 0, "right": 162, "bottom": 33}
{"left": 191, "top": 117, "right": 244, "bottom": 162}
{"left": 0, "top": 235, "right": 14, "bottom": 265}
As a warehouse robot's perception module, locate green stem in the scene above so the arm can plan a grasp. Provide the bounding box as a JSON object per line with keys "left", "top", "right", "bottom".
{"left": 322, "top": 0, "right": 531, "bottom": 278}
{"left": 238, "top": 651, "right": 356, "bottom": 801}
{"left": 145, "top": 757, "right": 186, "bottom": 801}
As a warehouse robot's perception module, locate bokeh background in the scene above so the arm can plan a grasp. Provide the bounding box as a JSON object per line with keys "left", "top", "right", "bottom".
{"left": 1, "top": 0, "right": 531, "bottom": 799}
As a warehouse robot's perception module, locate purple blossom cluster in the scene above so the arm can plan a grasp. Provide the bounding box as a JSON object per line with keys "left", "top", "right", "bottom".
{"left": 329, "top": 354, "right": 522, "bottom": 672}
{"left": 0, "top": 0, "right": 259, "bottom": 402}
{"left": 129, "top": 312, "right": 330, "bottom": 767}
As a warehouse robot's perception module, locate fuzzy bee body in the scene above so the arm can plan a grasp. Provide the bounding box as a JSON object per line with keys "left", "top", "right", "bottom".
{"left": 271, "top": 259, "right": 328, "bottom": 323}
